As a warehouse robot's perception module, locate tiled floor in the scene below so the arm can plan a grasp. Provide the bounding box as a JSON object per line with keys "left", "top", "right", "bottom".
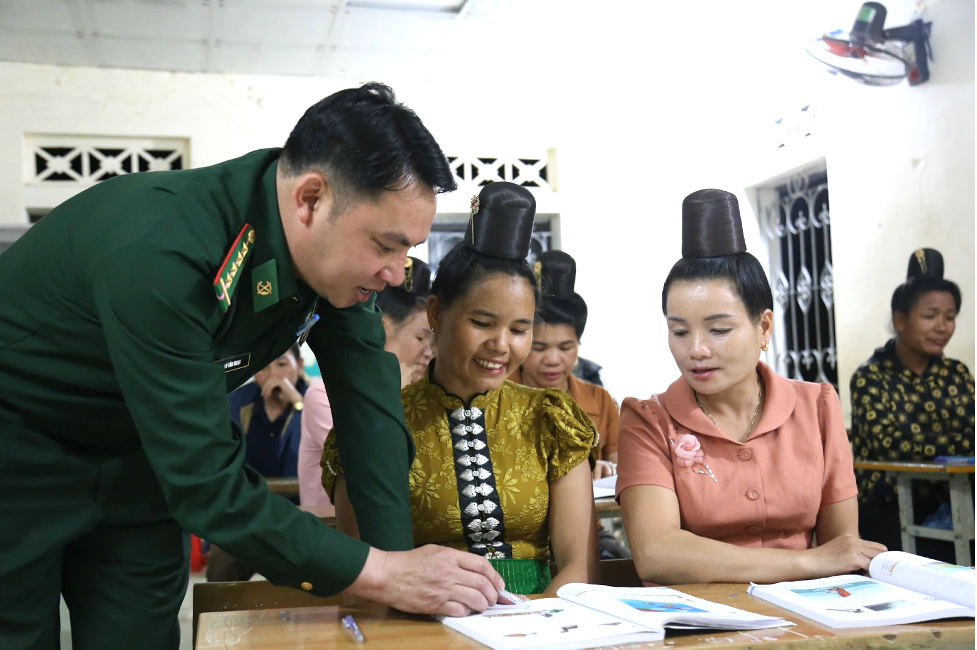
{"left": 58, "top": 571, "right": 207, "bottom": 649}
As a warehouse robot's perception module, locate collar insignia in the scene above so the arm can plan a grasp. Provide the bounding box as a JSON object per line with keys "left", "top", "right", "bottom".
{"left": 252, "top": 259, "right": 279, "bottom": 312}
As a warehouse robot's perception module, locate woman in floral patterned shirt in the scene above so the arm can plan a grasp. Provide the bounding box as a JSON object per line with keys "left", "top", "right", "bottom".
{"left": 322, "top": 182, "right": 599, "bottom": 595}
{"left": 617, "top": 190, "right": 884, "bottom": 585}
{"left": 850, "top": 248, "right": 974, "bottom": 558}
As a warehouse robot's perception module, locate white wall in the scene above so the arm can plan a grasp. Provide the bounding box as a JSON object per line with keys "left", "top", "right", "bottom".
{"left": 0, "top": 0, "right": 972, "bottom": 413}
{"left": 821, "top": 1, "right": 976, "bottom": 421}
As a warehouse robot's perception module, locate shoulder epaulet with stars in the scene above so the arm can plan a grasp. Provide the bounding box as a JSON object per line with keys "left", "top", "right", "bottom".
{"left": 213, "top": 223, "right": 255, "bottom": 313}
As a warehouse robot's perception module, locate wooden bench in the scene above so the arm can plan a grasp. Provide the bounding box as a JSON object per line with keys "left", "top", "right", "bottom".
{"left": 854, "top": 460, "right": 975, "bottom": 565}
{"left": 192, "top": 558, "right": 643, "bottom": 647}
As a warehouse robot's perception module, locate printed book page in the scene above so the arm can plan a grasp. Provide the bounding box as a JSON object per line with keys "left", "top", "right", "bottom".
{"left": 747, "top": 573, "right": 975, "bottom": 629}
{"left": 556, "top": 583, "right": 791, "bottom": 631}
{"left": 869, "top": 551, "right": 976, "bottom": 609}
{"left": 440, "top": 598, "right": 662, "bottom": 650}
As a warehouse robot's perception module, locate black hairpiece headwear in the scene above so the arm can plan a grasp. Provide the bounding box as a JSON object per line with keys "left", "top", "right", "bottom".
{"left": 538, "top": 250, "right": 588, "bottom": 339}
{"left": 891, "top": 247, "right": 961, "bottom": 315}
{"left": 401, "top": 256, "right": 432, "bottom": 296}
{"left": 539, "top": 250, "right": 576, "bottom": 299}
{"left": 464, "top": 182, "right": 536, "bottom": 260}
{"left": 907, "top": 248, "right": 944, "bottom": 280}
{"left": 681, "top": 189, "right": 747, "bottom": 259}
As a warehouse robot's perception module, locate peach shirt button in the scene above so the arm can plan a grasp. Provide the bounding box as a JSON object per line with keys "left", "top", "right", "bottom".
{"left": 747, "top": 489, "right": 760, "bottom": 500}
{"left": 747, "top": 525, "right": 762, "bottom": 534}
{"left": 738, "top": 449, "right": 752, "bottom": 461}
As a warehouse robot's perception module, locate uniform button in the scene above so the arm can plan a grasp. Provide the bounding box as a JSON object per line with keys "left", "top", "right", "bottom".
{"left": 747, "top": 489, "right": 760, "bottom": 500}
{"left": 739, "top": 449, "right": 752, "bottom": 461}
{"left": 747, "top": 525, "right": 761, "bottom": 534}
{"left": 300, "top": 581, "right": 313, "bottom": 591}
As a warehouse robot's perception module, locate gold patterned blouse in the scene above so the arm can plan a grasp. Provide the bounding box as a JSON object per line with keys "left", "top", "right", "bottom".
{"left": 850, "top": 339, "right": 975, "bottom": 505}
{"left": 322, "top": 374, "right": 598, "bottom": 562}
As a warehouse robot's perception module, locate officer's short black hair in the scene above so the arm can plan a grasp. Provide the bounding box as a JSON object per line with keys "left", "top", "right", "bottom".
{"left": 279, "top": 82, "right": 456, "bottom": 214}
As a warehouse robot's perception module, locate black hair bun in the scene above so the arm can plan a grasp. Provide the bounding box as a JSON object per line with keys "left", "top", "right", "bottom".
{"left": 464, "top": 181, "right": 536, "bottom": 260}
{"left": 907, "top": 248, "right": 945, "bottom": 280}
{"left": 400, "top": 256, "right": 432, "bottom": 296}
{"left": 681, "top": 189, "right": 747, "bottom": 259}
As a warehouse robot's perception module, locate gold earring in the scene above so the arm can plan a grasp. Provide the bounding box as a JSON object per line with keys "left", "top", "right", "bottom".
{"left": 762, "top": 342, "right": 769, "bottom": 352}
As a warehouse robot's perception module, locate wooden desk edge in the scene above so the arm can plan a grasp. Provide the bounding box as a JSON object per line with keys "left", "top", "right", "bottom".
{"left": 854, "top": 461, "right": 975, "bottom": 474}
{"left": 195, "top": 583, "right": 975, "bottom": 649}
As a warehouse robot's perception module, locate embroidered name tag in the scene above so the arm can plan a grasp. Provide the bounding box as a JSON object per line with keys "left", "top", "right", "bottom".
{"left": 216, "top": 353, "right": 251, "bottom": 373}
{"left": 213, "top": 224, "right": 255, "bottom": 313}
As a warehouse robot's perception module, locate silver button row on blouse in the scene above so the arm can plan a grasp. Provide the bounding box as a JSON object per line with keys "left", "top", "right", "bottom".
{"left": 450, "top": 405, "right": 502, "bottom": 554}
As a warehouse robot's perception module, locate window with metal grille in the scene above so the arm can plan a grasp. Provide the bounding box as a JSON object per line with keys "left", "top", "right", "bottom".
{"left": 759, "top": 168, "right": 838, "bottom": 389}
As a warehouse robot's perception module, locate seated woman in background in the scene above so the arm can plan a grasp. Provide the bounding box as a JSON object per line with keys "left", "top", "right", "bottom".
{"left": 323, "top": 182, "right": 599, "bottom": 595}
{"left": 514, "top": 250, "right": 630, "bottom": 561}
{"left": 297, "top": 257, "right": 435, "bottom": 507}
{"left": 617, "top": 189, "right": 885, "bottom": 585}
{"left": 515, "top": 250, "right": 619, "bottom": 480}
{"left": 850, "top": 248, "right": 974, "bottom": 560}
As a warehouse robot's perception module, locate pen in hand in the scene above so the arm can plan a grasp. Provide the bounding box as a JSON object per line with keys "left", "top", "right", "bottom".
{"left": 497, "top": 588, "right": 530, "bottom": 609}
{"left": 342, "top": 615, "right": 365, "bottom": 643}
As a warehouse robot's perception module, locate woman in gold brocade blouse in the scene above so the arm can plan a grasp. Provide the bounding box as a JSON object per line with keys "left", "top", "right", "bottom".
{"left": 851, "top": 248, "right": 974, "bottom": 561}
{"left": 323, "top": 182, "right": 599, "bottom": 595}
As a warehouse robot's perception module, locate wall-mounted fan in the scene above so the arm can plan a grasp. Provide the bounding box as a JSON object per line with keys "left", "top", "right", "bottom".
{"left": 806, "top": 2, "right": 932, "bottom": 86}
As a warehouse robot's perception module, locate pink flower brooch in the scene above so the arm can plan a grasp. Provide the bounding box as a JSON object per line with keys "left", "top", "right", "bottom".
{"left": 671, "top": 433, "right": 717, "bottom": 482}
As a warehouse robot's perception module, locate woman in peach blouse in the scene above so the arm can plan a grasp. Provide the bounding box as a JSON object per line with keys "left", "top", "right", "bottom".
{"left": 617, "top": 189, "right": 886, "bottom": 585}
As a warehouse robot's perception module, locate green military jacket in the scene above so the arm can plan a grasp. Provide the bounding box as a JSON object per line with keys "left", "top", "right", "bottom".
{"left": 0, "top": 149, "right": 414, "bottom": 595}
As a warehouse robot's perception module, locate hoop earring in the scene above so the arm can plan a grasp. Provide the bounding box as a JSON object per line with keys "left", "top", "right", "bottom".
{"left": 762, "top": 343, "right": 769, "bottom": 352}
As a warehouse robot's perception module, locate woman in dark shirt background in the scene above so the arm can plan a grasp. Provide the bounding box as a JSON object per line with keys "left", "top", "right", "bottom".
{"left": 850, "top": 248, "right": 974, "bottom": 561}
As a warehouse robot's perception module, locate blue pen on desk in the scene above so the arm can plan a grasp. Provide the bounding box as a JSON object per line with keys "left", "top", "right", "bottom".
{"left": 342, "top": 615, "right": 365, "bottom": 643}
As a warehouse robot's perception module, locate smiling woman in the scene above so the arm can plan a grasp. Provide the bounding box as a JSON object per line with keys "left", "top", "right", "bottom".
{"left": 321, "top": 182, "right": 600, "bottom": 595}
{"left": 616, "top": 189, "right": 886, "bottom": 587}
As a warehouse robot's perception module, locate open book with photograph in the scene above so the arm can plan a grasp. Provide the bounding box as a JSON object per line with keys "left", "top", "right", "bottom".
{"left": 748, "top": 551, "right": 975, "bottom": 629}
{"left": 440, "top": 583, "right": 791, "bottom": 650}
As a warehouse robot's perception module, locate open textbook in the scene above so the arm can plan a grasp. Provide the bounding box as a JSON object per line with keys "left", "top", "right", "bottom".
{"left": 748, "top": 551, "right": 975, "bottom": 629}
{"left": 441, "top": 583, "right": 791, "bottom": 650}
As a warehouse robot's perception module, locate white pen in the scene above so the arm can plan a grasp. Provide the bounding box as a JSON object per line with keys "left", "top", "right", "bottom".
{"left": 497, "top": 588, "right": 531, "bottom": 609}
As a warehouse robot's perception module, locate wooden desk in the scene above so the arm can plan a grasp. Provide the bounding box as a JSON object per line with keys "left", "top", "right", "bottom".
{"left": 265, "top": 477, "right": 300, "bottom": 497}
{"left": 196, "top": 582, "right": 974, "bottom": 649}
{"left": 854, "top": 461, "right": 975, "bottom": 566}
{"left": 594, "top": 496, "right": 620, "bottom": 517}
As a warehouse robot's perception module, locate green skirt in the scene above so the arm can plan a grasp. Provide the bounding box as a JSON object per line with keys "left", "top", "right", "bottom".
{"left": 488, "top": 558, "right": 551, "bottom": 595}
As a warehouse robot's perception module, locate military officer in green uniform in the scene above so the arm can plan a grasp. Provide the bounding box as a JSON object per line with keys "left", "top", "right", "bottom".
{"left": 0, "top": 83, "right": 503, "bottom": 649}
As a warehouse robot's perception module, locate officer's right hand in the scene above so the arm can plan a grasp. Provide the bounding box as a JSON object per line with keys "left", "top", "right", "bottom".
{"left": 346, "top": 545, "right": 504, "bottom": 617}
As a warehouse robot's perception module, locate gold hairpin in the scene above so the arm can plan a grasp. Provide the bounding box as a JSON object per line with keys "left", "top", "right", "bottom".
{"left": 914, "top": 249, "right": 927, "bottom": 273}
{"left": 403, "top": 257, "right": 414, "bottom": 292}
{"left": 533, "top": 260, "right": 543, "bottom": 288}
